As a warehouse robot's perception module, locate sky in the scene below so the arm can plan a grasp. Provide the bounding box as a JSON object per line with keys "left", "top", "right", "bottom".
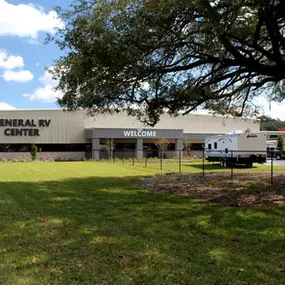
{"left": 0, "top": 0, "right": 67, "bottom": 110}
{"left": 0, "top": 0, "right": 285, "bottom": 120}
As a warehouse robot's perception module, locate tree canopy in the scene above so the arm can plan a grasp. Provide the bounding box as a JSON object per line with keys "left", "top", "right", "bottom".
{"left": 259, "top": 115, "right": 285, "bottom": 131}
{"left": 50, "top": 0, "right": 285, "bottom": 125}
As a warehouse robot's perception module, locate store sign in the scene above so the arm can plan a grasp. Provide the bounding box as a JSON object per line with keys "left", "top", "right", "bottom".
{"left": 0, "top": 119, "right": 51, "bottom": 136}
{"left": 246, "top": 133, "right": 258, "bottom": 138}
{"left": 123, "top": 130, "right": 157, "bottom": 137}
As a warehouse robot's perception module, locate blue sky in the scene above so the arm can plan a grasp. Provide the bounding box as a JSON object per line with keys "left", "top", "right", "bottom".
{"left": 0, "top": 0, "right": 68, "bottom": 110}
{"left": 0, "top": 0, "right": 285, "bottom": 120}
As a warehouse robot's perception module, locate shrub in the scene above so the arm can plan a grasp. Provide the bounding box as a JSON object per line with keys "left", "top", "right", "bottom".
{"left": 277, "top": 135, "right": 284, "bottom": 151}
{"left": 30, "top": 144, "right": 38, "bottom": 161}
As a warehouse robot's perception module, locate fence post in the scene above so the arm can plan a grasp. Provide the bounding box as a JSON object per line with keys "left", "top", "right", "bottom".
{"left": 179, "top": 150, "right": 182, "bottom": 173}
{"left": 231, "top": 150, "right": 233, "bottom": 180}
{"left": 113, "top": 149, "right": 115, "bottom": 163}
{"left": 145, "top": 150, "right": 147, "bottom": 168}
{"left": 271, "top": 151, "right": 274, "bottom": 184}
{"left": 160, "top": 149, "right": 163, "bottom": 171}
{"left": 122, "top": 150, "right": 124, "bottom": 164}
{"left": 132, "top": 150, "right": 135, "bottom": 166}
{"left": 202, "top": 147, "right": 205, "bottom": 177}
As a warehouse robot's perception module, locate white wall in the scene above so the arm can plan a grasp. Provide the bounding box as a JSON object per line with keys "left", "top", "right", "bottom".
{"left": 0, "top": 152, "right": 85, "bottom": 161}
{"left": 0, "top": 109, "right": 260, "bottom": 144}
{"left": 183, "top": 150, "right": 203, "bottom": 159}
{"left": 0, "top": 110, "right": 89, "bottom": 144}
{"left": 84, "top": 112, "right": 260, "bottom": 133}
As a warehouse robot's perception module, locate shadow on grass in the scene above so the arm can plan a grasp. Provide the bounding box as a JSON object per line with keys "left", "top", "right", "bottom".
{"left": 184, "top": 162, "right": 259, "bottom": 170}
{"left": 1, "top": 175, "right": 285, "bottom": 284}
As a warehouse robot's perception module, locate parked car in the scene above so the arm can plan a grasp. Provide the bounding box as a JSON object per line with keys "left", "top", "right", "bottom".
{"left": 273, "top": 150, "right": 285, "bottom": 160}
{"left": 267, "top": 147, "right": 276, "bottom": 158}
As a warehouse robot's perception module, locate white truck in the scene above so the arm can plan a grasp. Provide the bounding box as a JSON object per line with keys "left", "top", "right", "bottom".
{"left": 205, "top": 133, "right": 267, "bottom": 167}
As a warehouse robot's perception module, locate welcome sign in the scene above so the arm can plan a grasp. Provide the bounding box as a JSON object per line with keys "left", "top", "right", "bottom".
{"left": 0, "top": 119, "right": 51, "bottom": 136}
{"left": 85, "top": 128, "right": 183, "bottom": 139}
{"left": 123, "top": 130, "right": 157, "bottom": 137}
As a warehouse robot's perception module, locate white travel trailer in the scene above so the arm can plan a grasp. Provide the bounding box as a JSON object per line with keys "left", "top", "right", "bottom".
{"left": 205, "top": 133, "right": 267, "bottom": 167}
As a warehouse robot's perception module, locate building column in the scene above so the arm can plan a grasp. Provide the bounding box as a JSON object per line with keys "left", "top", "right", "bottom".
{"left": 92, "top": 138, "right": 100, "bottom": 160}
{"left": 175, "top": 138, "right": 184, "bottom": 158}
{"left": 136, "top": 138, "right": 144, "bottom": 159}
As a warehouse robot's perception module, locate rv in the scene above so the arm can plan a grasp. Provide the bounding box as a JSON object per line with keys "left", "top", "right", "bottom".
{"left": 205, "top": 133, "right": 267, "bottom": 167}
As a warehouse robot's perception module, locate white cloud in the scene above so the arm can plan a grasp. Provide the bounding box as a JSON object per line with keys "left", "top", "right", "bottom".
{"left": 141, "top": 82, "right": 150, "bottom": 90}
{"left": 0, "top": 49, "right": 34, "bottom": 83}
{"left": 23, "top": 85, "right": 62, "bottom": 103}
{"left": 23, "top": 68, "right": 63, "bottom": 103}
{"left": 0, "top": 102, "right": 16, "bottom": 110}
{"left": 195, "top": 97, "right": 285, "bottom": 121}
{"left": 258, "top": 97, "right": 285, "bottom": 120}
{"left": 26, "top": 38, "right": 40, "bottom": 45}
{"left": 2, "top": 70, "right": 33, "bottom": 82}
{"left": 0, "top": 0, "right": 64, "bottom": 39}
{"left": 0, "top": 49, "right": 24, "bottom": 69}
{"left": 39, "top": 68, "right": 54, "bottom": 85}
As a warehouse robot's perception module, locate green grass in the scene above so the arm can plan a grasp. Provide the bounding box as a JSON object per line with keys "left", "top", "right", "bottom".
{"left": 1, "top": 162, "right": 285, "bottom": 284}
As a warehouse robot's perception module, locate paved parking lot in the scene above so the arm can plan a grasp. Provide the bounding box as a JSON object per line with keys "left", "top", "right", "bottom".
{"left": 265, "top": 158, "right": 285, "bottom": 166}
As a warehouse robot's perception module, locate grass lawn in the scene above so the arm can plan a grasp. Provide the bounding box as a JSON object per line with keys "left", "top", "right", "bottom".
{"left": 1, "top": 162, "right": 285, "bottom": 284}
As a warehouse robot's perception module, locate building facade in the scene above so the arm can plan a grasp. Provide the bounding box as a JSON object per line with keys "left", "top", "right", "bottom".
{"left": 0, "top": 109, "right": 260, "bottom": 160}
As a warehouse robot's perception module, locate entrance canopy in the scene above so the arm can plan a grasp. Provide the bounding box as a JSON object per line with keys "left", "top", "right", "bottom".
{"left": 85, "top": 128, "right": 184, "bottom": 160}
{"left": 85, "top": 128, "right": 184, "bottom": 139}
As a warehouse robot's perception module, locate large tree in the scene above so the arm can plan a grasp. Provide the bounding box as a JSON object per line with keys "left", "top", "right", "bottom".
{"left": 50, "top": 0, "right": 285, "bottom": 125}
{"left": 259, "top": 115, "right": 285, "bottom": 130}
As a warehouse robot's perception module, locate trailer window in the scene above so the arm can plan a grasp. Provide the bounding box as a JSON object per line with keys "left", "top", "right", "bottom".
{"left": 208, "top": 144, "right": 212, "bottom": 150}
{"left": 269, "top": 135, "right": 278, "bottom": 139}
{"left": 225, "top": 148, "right": 228, "bottom": 153}
{"left": 214, "top": 142, "right": 217, "bottom": 149}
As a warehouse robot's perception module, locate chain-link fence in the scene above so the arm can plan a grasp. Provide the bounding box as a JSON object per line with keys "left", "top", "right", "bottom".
{"left": 90, "top": 149, "right": 285, "bottom": 184}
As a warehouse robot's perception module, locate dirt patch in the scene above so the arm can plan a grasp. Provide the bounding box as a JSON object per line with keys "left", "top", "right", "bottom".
{"left": 140, "top": 172, "right": 285, "bottom": 207}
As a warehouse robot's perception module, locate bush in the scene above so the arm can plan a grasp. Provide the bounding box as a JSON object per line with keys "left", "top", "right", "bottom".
{"left": 30, "top": 144, "right": 38, "bottom": 161}
{"left": 277, "top": 135, "right": 284, "bottom": 151}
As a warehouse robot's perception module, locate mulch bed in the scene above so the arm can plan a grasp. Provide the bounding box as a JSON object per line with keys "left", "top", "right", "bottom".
{"left": 140, "top": 172, "right": 285, "bottom": 207}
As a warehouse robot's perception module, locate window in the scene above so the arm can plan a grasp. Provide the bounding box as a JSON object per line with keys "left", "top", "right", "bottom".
{"left": 188, "top": 143, "right": 203, "bottom": 150}
{"left": 114, "top": 143, "right": 135, "bottom": 150}
{"left": 214, "top": 142, "right": 217, "bottom": 149}
{"left": 208, "top": 144, "right": 212, "bottom": 150}
{"left": 225, "top": 148, "right": 228, "bottom": 153}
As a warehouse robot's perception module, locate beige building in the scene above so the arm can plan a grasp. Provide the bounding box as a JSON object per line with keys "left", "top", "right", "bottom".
{"left": 0, "top": 109, "right": 260, "bottom": 160}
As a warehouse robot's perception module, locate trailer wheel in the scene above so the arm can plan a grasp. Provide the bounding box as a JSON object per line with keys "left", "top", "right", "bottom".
{"left": 276, "top": 154, "right": 281, "bottom": 160}
{"left": 249, "top": 155, "right": 257, "bottom": 163}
